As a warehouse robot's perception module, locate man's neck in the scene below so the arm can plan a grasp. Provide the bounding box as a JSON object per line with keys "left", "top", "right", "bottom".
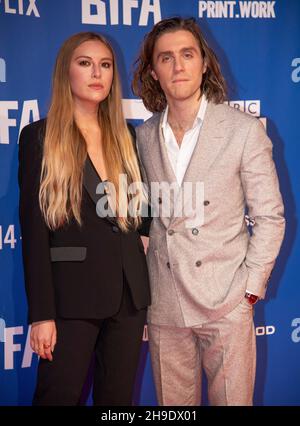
{"left": 167, "top": 95, "right": 202, "bottom": 133}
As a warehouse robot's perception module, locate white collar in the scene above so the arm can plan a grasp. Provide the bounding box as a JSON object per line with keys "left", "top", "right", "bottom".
{"left": 161, "top": 94, "right": 208, "bottom": 131}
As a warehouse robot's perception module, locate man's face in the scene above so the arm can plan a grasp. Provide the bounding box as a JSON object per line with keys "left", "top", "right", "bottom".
{"left": 151, "top": 30, "right": 207, "bottom": 105}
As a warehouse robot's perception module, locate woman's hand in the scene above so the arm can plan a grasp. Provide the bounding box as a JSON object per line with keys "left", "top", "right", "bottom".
{"left": 30, "top": 320, "right": 57, "bottom": 361}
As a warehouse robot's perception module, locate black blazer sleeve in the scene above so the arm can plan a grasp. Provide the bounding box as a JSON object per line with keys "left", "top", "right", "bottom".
{"left": 18, "top": 120, "right": 56, "bottom": 324}
{"left": 127, "top": 122, "right": 152, "bottom": 237}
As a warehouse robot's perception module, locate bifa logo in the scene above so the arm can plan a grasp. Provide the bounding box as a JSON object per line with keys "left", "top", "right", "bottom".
{"left": 255, "top": 325, "right": 275, "bottom": 336}
{"left": 81, "top": 0, "right": 161, "bottom": 26}
{"left": 198, "top": 1, "right": 276, "bottom": 19}
{"left": 0, "top": 58, "right": 6, "bottom": 83}
{"left": 291, "top": 318, "right": 300, "bottom": 343}
{"left": 0, "top": 323, "right": 35, "bottom": 370}
{"left": 0, "top": 100, "right": 40, "bottom": 144}
{"left": 0, "top": 0, "right": 40, "bottom": 17}
{"left": 291, "top": 58, "right": 300, "bottom": 83}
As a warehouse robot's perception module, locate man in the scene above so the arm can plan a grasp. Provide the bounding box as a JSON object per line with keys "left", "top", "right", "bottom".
{"left": 132, "top": 17, "right": 285, "bottom": 406}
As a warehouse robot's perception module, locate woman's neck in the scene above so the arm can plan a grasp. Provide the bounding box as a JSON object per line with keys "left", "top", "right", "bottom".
{"left": 73, "top": 101, "right": 100, "bottom": 131}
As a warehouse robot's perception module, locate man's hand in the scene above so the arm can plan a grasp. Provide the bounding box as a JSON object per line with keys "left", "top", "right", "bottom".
{"left": 245, "top": 292, "right": 259, "bottom": 305}
{"left": 30, "top": 320, "right": 57, "bottom": 361}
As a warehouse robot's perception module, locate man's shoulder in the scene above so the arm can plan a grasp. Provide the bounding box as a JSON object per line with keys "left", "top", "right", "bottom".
{"left": 211, "top": 102, "right": 258, "bottom": 127}
{"left": 136, "top": 112, "right": 162, "bottom": 136}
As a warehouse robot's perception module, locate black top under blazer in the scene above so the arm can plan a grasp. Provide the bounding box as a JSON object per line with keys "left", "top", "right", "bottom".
{"left": 18, "top": 119, "right": 151, "bottom": 324}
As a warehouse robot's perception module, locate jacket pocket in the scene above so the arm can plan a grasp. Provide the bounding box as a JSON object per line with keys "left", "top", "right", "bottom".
{"left": 50, "top": 247, "right": 87, "bottom": 262}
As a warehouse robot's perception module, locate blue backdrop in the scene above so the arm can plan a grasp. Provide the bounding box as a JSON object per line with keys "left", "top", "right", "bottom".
{"left": 0, "top": 0, "right": 299, "bottom": 406}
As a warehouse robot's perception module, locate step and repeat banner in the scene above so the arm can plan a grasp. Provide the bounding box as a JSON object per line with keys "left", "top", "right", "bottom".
{"left": 0, "top": 0, "right": 299, "bottom": 405}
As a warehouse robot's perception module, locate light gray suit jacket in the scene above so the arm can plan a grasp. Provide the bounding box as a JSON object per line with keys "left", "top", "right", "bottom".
{"left": 136, "top": 101, "right": 285, "bottom": 327}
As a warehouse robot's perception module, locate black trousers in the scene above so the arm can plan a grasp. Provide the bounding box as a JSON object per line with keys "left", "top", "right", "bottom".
{"left": 32, "top": 280, "right": 147, "bottom": 406}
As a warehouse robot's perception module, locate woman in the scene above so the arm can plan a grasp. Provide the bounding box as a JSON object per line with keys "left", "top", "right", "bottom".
{"left": 18, "top": 32, "right": 150, "bottom": 406}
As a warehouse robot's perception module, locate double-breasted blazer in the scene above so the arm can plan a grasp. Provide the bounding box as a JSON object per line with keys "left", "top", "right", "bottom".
{"left": 136, "top": 101, "right": 285, "bottom": 327}
{"left": 18, "top": 119, "right": 151, "bottom": 324}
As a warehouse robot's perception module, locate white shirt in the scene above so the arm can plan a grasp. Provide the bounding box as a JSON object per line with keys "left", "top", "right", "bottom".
{"left": 161, "top": 95, "right": 208, "bottom": 186}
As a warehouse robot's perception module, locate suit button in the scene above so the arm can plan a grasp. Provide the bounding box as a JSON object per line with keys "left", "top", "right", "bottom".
{"left": 112, "top": 226, "right": 119, "bottom": 233}
{"left": 166, "top": 262, "right": 170, "bottom": 269}
{"left": 158, "top": 197, "right": 162, "bottom": 204}
{"left": 204, "top": 200, "right": 210, "bottom": 206}
{"left": 168, "top": 229, "right": 175, "bottom": 236}
{"left": 195, "top": 260, "right": 202, "bottom": 267}
{"left": 192, "top": 228, "right": 199, "bottom": 236}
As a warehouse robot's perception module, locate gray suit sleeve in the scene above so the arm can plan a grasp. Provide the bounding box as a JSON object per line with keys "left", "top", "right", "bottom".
{"left": 241, "top": 119, "right": 285, "bottom": 298}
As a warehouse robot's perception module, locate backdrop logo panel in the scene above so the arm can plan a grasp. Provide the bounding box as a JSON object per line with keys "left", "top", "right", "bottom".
{"left": 226, "top": 100, "right": 260, "bottom": 116}
{"left": 256, "top": 325, "right": 275, "bottom": 336}
{"left": 1, "top": 326, "right": 34, "bottom": 370}
{"left": 81, "top": 0, "right": 162, "bottom": 25}
{"left": 0, "top": 224, "right": 17, "bottom": 250}
{"left": 225, "top": 100, "right": 266, "bottom": 127}
{"left": 0, "top": 319, "right": 6, "bottom": 343}
{"left": 198, "top": 0, "right": 276, "bottom": 19}
{"left": 0, "top": 0, "right": 40, "bottom": 17}
{"left": 291, "top": 318, "right": 300, "bottom": 343}
{"left": 0, "top": 100, "right": 40, "bottom": 144}
{"left": 291, "top": 58, "right": 300, "bottom": 83}
{"left": 0, "top": 58, "right": 6, "bottom": 83}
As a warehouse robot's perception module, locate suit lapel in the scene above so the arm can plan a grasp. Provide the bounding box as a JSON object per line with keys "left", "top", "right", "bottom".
{"left": 83, "top": 155, "right": 117, "bottom": 225}
{"left": 171, "top": 102, "right": 228, "bottom": 227}
{"left": 144, "top": 114, "right": 180, "bottom": 229}
{"left": 181, "top": 102, "right": 227, "bottom": 185}
{"left": 145, "top": 113, "right": 177, "bottom": 184}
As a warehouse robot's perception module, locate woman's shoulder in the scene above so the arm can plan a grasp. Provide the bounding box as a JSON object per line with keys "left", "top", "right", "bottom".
{"left": 19, "top": 118, "right": 47, "bottom": 159}
{"left": 20, "top": 118, "right": 47, "bottom": 140}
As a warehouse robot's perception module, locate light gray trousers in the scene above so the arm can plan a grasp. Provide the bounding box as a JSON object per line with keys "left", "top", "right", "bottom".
{"left": 148, "top": 297, "right": 256, "bottom": 406}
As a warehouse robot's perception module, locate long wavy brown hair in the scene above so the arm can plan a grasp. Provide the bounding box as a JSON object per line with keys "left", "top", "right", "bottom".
{"left": 40, "top": 32, "right": 144, "bottom": 232}
{"left": 132, "top": 17, "right": 227, "bottom": 112}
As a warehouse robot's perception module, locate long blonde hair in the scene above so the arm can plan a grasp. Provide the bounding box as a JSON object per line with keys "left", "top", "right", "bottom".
{"left": 40, "top": 32, "right": 144, "bottom": 232}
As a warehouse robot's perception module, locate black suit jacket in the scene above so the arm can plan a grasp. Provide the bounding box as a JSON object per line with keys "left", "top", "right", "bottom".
{"left": 18, "top": 119, "right": 151, "bottom": 324}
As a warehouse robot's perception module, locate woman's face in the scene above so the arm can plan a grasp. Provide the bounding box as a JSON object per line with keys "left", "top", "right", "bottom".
{"left": 69, "top": 40, "right": 114, "bottom": 110}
